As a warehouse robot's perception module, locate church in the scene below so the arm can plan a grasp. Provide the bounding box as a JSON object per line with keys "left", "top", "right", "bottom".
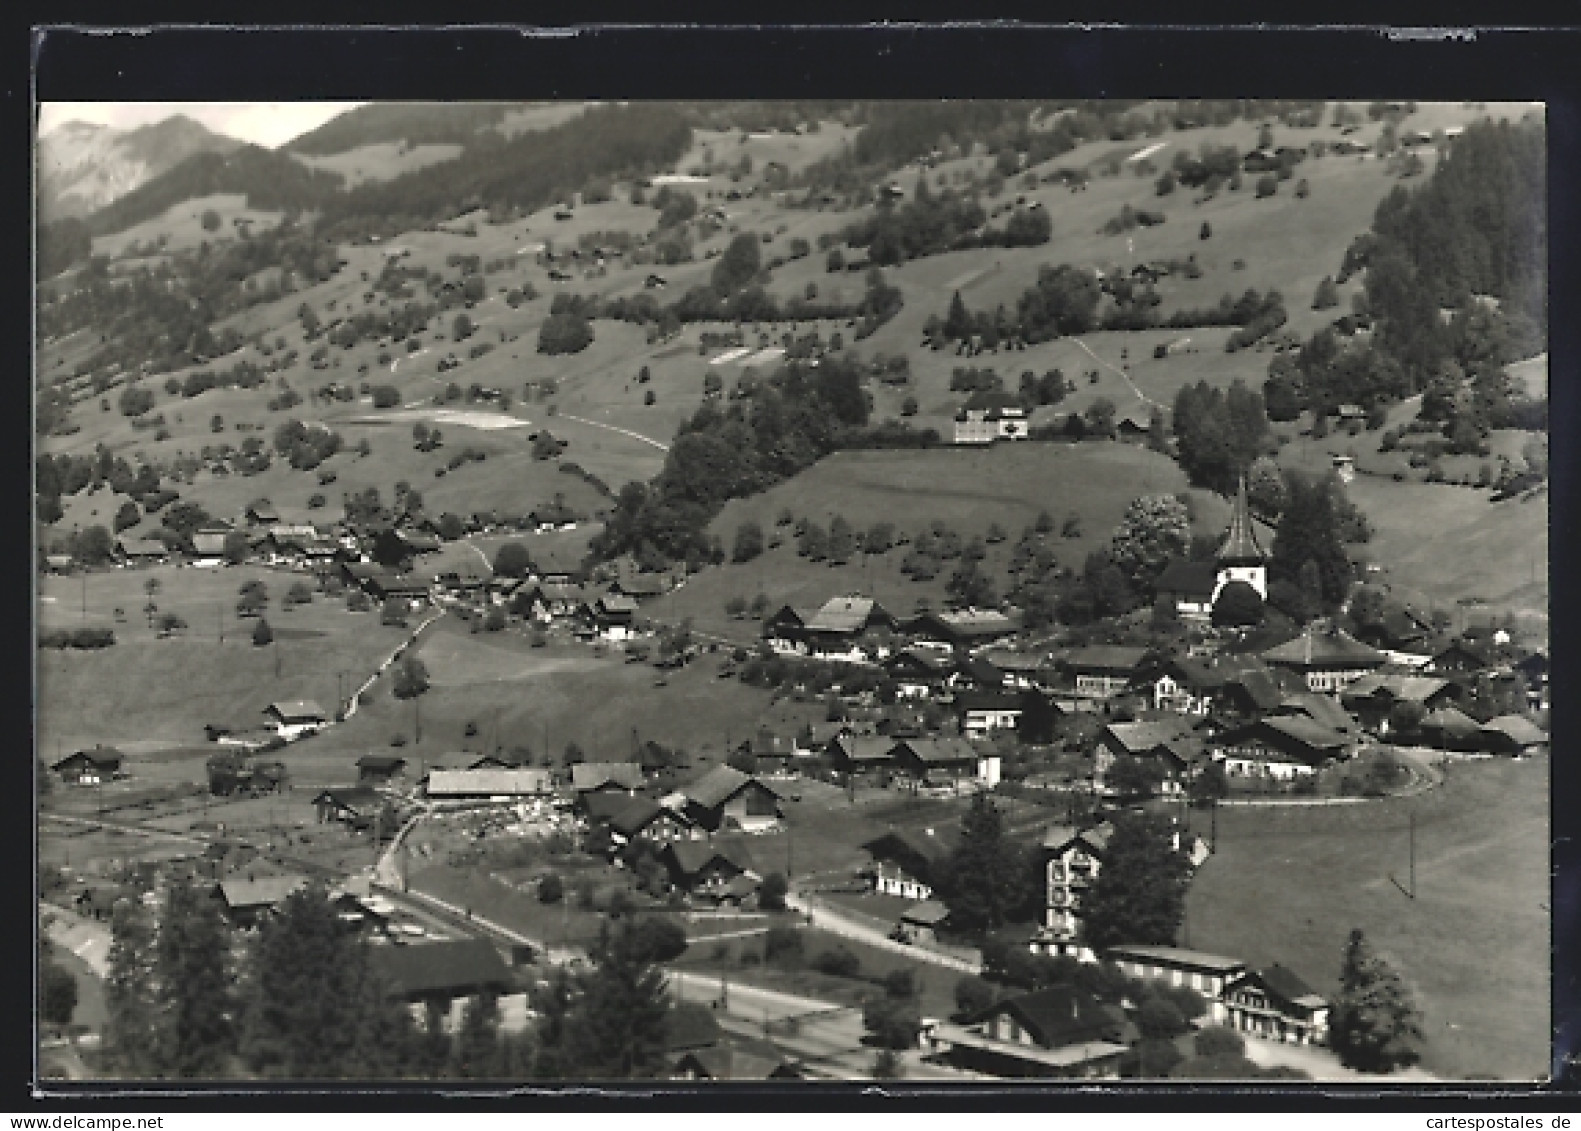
{"left": 1154, "top": 478, "right": 1268, "bottom": 621}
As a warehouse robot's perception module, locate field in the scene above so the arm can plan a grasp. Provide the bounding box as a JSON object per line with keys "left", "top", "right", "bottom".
{"left": 1185, "top": 756, "right": 1550, "bottom": 1081}
{"left": 650, "top": 441, "right": 1233, "bottom": 639}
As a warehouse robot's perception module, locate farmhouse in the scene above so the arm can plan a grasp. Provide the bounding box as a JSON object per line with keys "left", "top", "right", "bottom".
{"left": 216, "top": 873, "right": 308, "bottom": 930}
{"left": 191, "top": 527, "right": 232, "bottom": 560}
{"left": 1153, "top": 559, "right": 1218, "bottom": 622}
{"left": 1133, "top": 656, "right": 1221, "bottom": 716}
{"left": 658, "top": 840, "right": 756, "bottom": 896}
{"left": 571, "top": 762, "right": 645, "bottom": 797}
{"left": 678, "top": 765, "right": 783, "bottom": 833}
{"left": 825, "top": 732, "right": 897, "bottom": 779}
{"left": 1261, "top": 625, "right": 1387, "bottom": 693}
{"left": 889, "top": 736, "right": 1000, "bottom": 790}
{"left": 264, "top": 699, "right": 330, "bottom": 739}
{"left": 860, "top": 828, "right": 958, "bottom": 901}
{"left": 978, "top": 651, "right": 1051, "bottom": 691}
{"left": 1211, "top": 664, "right": 1293, "bottom": 721}
{"left": 1094, "top": 721, "right": 1197, "bottom": 797}
{"left": 1340, "top": 673, "right": 1457, "bottom": 734}
{"left": 425, "top": 768, "right": 555, "bottom": 800}
{"left": 765, "top": 595, "right": 898, "bottom": 660}
{"left": 1424, "top": 639, "right": 1495, "bottom": 677}
{"left": 342, "top": 563, "right": 429, "bottom": 602}
{"left": 954, "top": 390, "right": 1029, "bottom": 444}
{"left": 312, "top": 786, "right": 385, "bottom": 828}
{"left": 1058, "top": 646, "right": 1151, "bottom": 699}
{"left": 51, "top": 746, "right": 125, "bottom": 786}
{"left": 1222, "top": 965, "right": 1330, "bottom": 1046}
{"left": 1105, "top": 945, "right": 1247, "bottom": 1024}
{"left": 1214, "top": 717, "right": 1355, "bottom": 780}
{"left": 895, "top": 899, "right": 951, "bottom": 946}
{"left": 1271, "top": 691, "right": 1360, "bottom": 736}
{"left": 905, "top": 609, "right": 1019, "bottom": 650}
{"left": 514, "top": 580, "right": 587, "bottom": 622}
{"left": 604, "top": 795, "right": 700, "bottom": 847}
{"left": 115, "top": 537, "right": 170, "bottom": 566}
{"left": 1418, "top": 705, "right": 1481, "bottom": 750}
{"left": 883, "top": 648, "right": 955, "bottom": 699}
{"left": 671, "top": 1031, "right": 804, "bottom": 1081}
{"left": 1035, "top": 822, "right": 1114, "bottom": 961}
{"left": 581, "top": 594, "right": 640, "bottom": 641}
{"left": 356, "top": 754, "right": 408, "bottom": 784}
{"left": 926, "top": 986, "right": 1128, "bottom": 1079}
{"left": 607, "top": 572, "right": 673, "bottom": 601}
{"left": 1472, "top": 715, "right": 1549, "bottom": 757}
{"left": 245, "top": 499, "right": 281, "bottom": 526}
{"left": 370, "top": 939, "right": 522, "bottom": 1033}
{"left": 956, "top": 688, "right": 1025, "bottom": 738}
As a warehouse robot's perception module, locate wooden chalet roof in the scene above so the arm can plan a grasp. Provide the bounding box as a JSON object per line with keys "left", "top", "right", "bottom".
{"left": 1275, "top": 693, "right": 1360, "bottom": 734}
{"left": 356, "top": 754, "right": 407, "bottom": 772}
{"left": 266, "top": 700, "right": 328, "bottom": 723}
{"left": 1224, "top": 716, "right": 1352, "bottom": 755}
{"left": 1154, "top": 559, "right": 1218, "bottom": 598}
{"left": 862, "top": 827, "right": 958, "bottom": 867}
{"left": 674, "top": 1034, "right": 801, "bottom": 1080}
{"left": 804, "top": 595, "right": 892, "bottom": 634}
{"left": 1061, "top": 645, "right": 1150, "bottom": 675}
{"left": 218, "top": 873, "right": 307, "bottom": 911}
{"left": 664, "top": 839, "right": 754, "bottom": 879}
{"left": 683, "top": 765, "right": 780, "bottom": 810}
{"left": 900, "top": 899, "right": 951, "bottom": 926}
{"left": 607, "top": 796, "right": 690, "bottom": 839}
{"left": 1477, "top": 715, "right": 1548, "bottom": 746}
{"left": 970, "top": 985, "right": 1124, "bottom": 1050}
{"left": 891, "top": 736, "right": 978, "bottom": 765}
{"left": 426, "top": 768, "right": 554, "bottom": 796}
{"left": 1101, "top": 721, "right": 1196, "bottom": 761}
{"left": 1239, "top": 964, "right": 1327, "bottom": 1010}
{"left": 829, "top": 733, "right": 896, "bottom": 764}
{"left": 52, "top": 746, "right": 124, "bottom": 771}
{"left": 955, "top": 688, "right": 1025, "bottom": 713}
{"left": 1106, "top": 944, "right": 1245, "bottom": 975}
{"left": 1041, "top": 821, "right": 1114, "bottom": 854}
{"left": 1419, "top": 705, "right": 1480, "bottom": 736}
{"left": 1341, "top": 673, "right": 1451, "bottom": 705}
{"left": 571, "top": 762, "right": 644, "bottom": 792}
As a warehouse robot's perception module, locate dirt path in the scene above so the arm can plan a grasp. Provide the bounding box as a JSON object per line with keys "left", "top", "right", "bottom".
{"left": 557, "top": 411, "right": 671, "bottom": 451}
{"left": 1070, "top": 336, "right": 1160, "bottom": 408}
{"left": 786, "top": 891, "right": 981, "bottom": 974}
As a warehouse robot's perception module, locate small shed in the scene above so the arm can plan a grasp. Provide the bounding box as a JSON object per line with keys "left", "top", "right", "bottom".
{"left": 898, "top": 899, "right": 951, "bottom": 946}
{"left": 51, "top": 747, "right": 124, "bottom": 786}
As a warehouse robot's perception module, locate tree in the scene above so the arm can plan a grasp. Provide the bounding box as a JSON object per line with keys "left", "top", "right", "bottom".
{"left": 113, "top": 500, "right": 141, "bottom": 533}
{"left": 1313, "top": 276, "right": 1340, "bottom": 310}
{"left": 1199, "top": 221, "right": 1212, "bottom": 240}
{"left": 1270, "top": 470, "right": 1354, "bottom": 613}
{"left": 41, "top": 960, "right": 78, "bottom": 1025}
{"left": 1108, "top": 495, "right": 1192, "bottom": 594}
{"left": 760, "top": 872, "right": 788, "bottom": 911}
{"left": 1211, "top": 580, "right": 1264, "bottom": 627}
{"left": 252, "top": 618, "right": 274, "bottom": 646}
{"left": 711, "top": 234, "right": 763, "bottom": 295}
{"left": 953, "top": 974, "right": 998, "bottom": 1020}
{"left": 1079, "top": 811, "right": 1191, "bottom": 952}
{"left": 392, "top": 655, "right": 430, "bottom": 700}
{"left": 151, "top": 881, "right": 236, "bottom": 1077}
{"left": 452, "top": 992, "right": 504, "bottom": 1079}
{"left": 105, "top": 900, "right": 159, "bottom": 1076}
{"left": 1255, "top": 174, "right": 1278, "bottom": 199}
{"left": 1246, "top": 455, "right": 1288, "bottom": 519}
{"left": 557, "top": 919, "right": 673, "bottom": 1079}
{"left": 1108, "top": 755, "right": 1164, "bottom": 805}
{"left": 732, "top": 520, "right": 765, "bottom": 563}
{"left": 201, "top": 209, "right": 222, "bottom": 232}
{"left": 1189, "top": 760, "right": 1230, "bottom": 807}
{"left": 538, "top": 874, "right": 564, "bottom": 904}
{"left": 933, "top": 794, "right": 1031, "bottom": 932}
{"left": 1330, "top": 929, "right": 1425, "bottom": 1073}
{"left": 872, "top": 1048, "right": 904, "bottom": 1079}
{"left": 492, "top": 542, "right": 533, "bottom": 577}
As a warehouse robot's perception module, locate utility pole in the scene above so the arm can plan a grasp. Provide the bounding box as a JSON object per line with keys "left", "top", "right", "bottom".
{"left": 1408, "top": 810, "right": 1416, "bottom": 900}
{"left": 81, "top": 572, "right": 86, "bottom": 624}
{"left": 414, "top": 698, "right": 422, "bottom": 745}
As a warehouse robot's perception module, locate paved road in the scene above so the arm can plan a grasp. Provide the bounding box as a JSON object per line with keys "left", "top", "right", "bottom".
{"left": 786, "top": 892, "right": 981, "bottom": 974}
{"left": 41, "top": 903, "right": 113, "bottom": 978}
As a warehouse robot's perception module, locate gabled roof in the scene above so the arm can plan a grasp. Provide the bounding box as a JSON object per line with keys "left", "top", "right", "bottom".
{"left": 862, "top": 827, "right": 957, "bottom": 866}
{"left": 1251, "top": 963, "right": 1325, "bottom": 1008}
{"left": 955, "top": 688, "right": 1025, "bottom": 713}
{"left": 665, "top": 839, "right": 753, "bottom": 878}
{"left": 1061, "top": 646, "right": 1150, "bottom": 674}
{"left": 53, "top": 746, "right": 124, "bottom": 771}
{"left": 192, "top": 531, "right": 230, "bottom": 555}
{"left": 829, "top": 733, "right": 896, "bottom": 764}
{"left": 584, "top": 790, "right": 634, "bottom": 824}
{"left": 675, "top": 1034, "right": 801, "bottom": 1080}
{"left": 805, "top": 595, "right": 891, "bottom": 634}
{"left": 219, "top": 873, "right": 307, "bottom": 911}
{"left": 1341, "top": 673, "right": 1450, "bottom": 704}
{"left": 572, "top": 762, "right": 645, "bottom": 792}
{"left": 891, "top": 736, "right": 979, "bottom": 765}
{"left": 117, "top": 537, "right": 170, "bottom": 557}
{"left": 1218, "top": 667, "right": 1288, "bottom": 711}
{"left": 1477, "top": 715, "right": 1548, "bottom": 746}
{"left": 1246, "top": 715, "right": 1353, "bottom": 752}
{"left": 370, "top": 938, "right": 513, "bottom": 1000}
{"left": 1420, "top": 706, "right": 1479, "bottom": 736}
{"left": 608, "top": 796, "right": 691, "bottom": 839}
{"left": 966, "top": 985, "right": 1121, "bottom": 1051}
{"left": 1106, "top": 944, "right": 1245, "bottom": 974}
{"left": 1101, "top": 721, "right": 1196, "bottom": 761}
{"left": 266, "top": 700, "right": 328, "bottom": 723}
{"left": 960, "top": 389, "right": 1026, "bottom": 414}
{"left": 1041, "top": 821, "right": 1115, "bottom": 854}
{"left": 426, "top": 768, "right": 554, "bottom": 796}
{"left": 356, "top": 754, "right": 407, "bottom": 772}
{"left": 594, "top": 593, "right": 641, "bottom": 615}
{"left": 1262, "top": 626, "right": 1386, "bottom": 669}
{"left": 884, "top": 647, "right": 955, "bottom": 675}
{"left": 1275, "top": 693, "right": 1359, "bottom": 734}
{"left": 313, "top": 786, "right": 383, "bottom": 813}
{"left": 684, "top": 765, "right": 779, "bottom": 809}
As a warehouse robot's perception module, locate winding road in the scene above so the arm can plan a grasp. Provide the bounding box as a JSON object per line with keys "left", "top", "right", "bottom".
{"left": 556, "top": 412, "right": 671, "bottom": 451}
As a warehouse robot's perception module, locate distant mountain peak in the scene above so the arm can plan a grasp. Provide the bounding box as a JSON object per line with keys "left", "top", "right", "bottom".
{"left": 38, "top": 113, "right": 243, "bottom": 223}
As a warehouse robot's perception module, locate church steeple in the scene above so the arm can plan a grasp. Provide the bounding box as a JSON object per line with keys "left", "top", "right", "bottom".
{"left": 1217, "top": 476, "right": 1266, "bottom": 567}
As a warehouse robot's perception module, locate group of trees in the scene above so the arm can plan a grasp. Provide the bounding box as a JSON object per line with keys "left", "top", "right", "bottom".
{"left": 272, "top": 419, "right": 344, "bottom": 471}
{"left": 1170, "top": 380, "right": 1272, "bottom": 494}
{"left": 838, "top": 179, "right": 1050, "bottom": 266}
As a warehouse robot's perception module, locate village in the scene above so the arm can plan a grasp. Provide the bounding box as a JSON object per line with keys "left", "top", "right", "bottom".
{"left": 34, "top": 96, "right": 1550, "bottom": 1085}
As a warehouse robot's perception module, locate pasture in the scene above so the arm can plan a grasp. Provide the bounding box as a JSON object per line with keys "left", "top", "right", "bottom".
{"left": 1184, "top": 756, "right": 1549, "bottom": 1081}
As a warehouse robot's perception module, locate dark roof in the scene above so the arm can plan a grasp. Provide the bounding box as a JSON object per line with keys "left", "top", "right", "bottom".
{"left": 862, "top": 827, "right": 957, "bottom": 867}
{"left": 314, "top": 786, "right": 382, "bottom": 813}
{"left": 891, "top": 736, "right": 978, "bottom": 765}
{"left": 1262, "top": 626, "right": 1386, "bottom": 669}
{"left": 584, "top": 790, "right": 634, "bottom": 824}
{"left": 1256, "top": 963, "right": 1321, "bottom": 1005}
{"left": 267, "top": 699, "right": 329, "bottom": 722}
{"left": 675, "top": 1034, "right": 800, "bottom": 1080}
{"left": 356, "top": 754, "right": 407, "bottom": 772}
{"left": 1219, "top": 667, "right": 1288, "bottom": 711}
{"left": 967, "top": 985, "right": 1121, "bottom": 1050}
{"left": 665, "top": 1003, "right": 724, "bottom": 1053}
{"left": 53, "top": 746, "right": 124, "bottom": 771}
{"left": 960, "top": 389, "right": 1026, "bottom": 414}
{"left": 1154, "top": 559, "right": 1218, "bottom": 599}
{"left": 805, "top": 595, "right": 892, "bottom": 634}
{"left": 884, "top": 647, "right": 955, "bottom": 675}
{"left": 955, "top": 688, "right": 1025, "bottom": 713}
{"left": 684, "top": 765, "right": 780, "bottom": 809}
{"left": 1062, "top": 646, "right": 1150, "bottom": 674}
{"left": 607, "top": 796, "right": 683, "bottom": 838}
{"left": 665, "top": 839, "right": 753, "bottom": 879}
{"left": 370, "top": 939, "right": 513, "bottom": 1000}
{"left": 572, "top": 762, "right": 645, "bottom": 792}
{"left": 1275, "top": 693, "right": 1359, "bottom": 733}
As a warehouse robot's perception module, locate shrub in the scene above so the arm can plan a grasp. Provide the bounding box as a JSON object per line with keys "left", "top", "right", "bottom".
{"left": 371, "top": 386, "right": 400, "bottom": 409}
{"left": 763, "top": 925, "right": 804, "bottom": 966}
{"left": 813, "top": 948, "right": 861, "bottom": 977}
{"left": 537, "top": 873, "right": 563, "bottom": 904}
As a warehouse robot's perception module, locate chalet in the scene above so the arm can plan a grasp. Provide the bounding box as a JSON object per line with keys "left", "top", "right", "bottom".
{"left": 51, "top": 747, "right": 124, "bottom": 786}
{"left": 605, "top": 796, "right": 700, "bottom": 847}
{"left": 312, "top": 786, "right": 385, "bottom": 828}
{"left": 1153, "top": 560, "right": 1218, "bottom": 621}
{"left": 883, "top": 648, "right": 955, "bottom": 699}
{"left": 191, "top": 528, "right": 232, "bottom": 560}
{"left": 1472, "top": 715, "right": 1549, "bottom": 757}
{"left": 425, "top": 768, "right": 555, "bottom": 800}
{"left": 341, "top": 563, "right": 429, "bottom": 602}
{"left": 607, "top": 573, "right": 672, "bottom": 601}
{"left": 434, "top": 563, "right": 490, "bottom": 597}
{"left": 1353, "top": 605, "right": 1435, "bottom": 653}
{"left": 1113, "top": 404, "right": 1153, "bottom": 443}
{"left": 860, "top": 828, "right": 958, "bottom": 901}
{"left": 952, "top": 654, "right": 1012, "bottom": 693}
{"left": 370, "top": 939, "right": 522, "bottom": 1033}
{"left": 732, "top": 728, "right": 797, "bottom": 777}
{"left": 889, "top": 736, "right": 999, "bottom": 790}
{"left": 1059, "top": 646, "right": 1151, "bottom": 699}
{"left": 896, "top": 899, "right": 951, "bottom": 946}
{"left": 659, "top": 840, "right": 755, "bottom": 895}
{"left": 1035, "top": 823, "right": 1114, "bottom": 961}
{"left": 356, "top": 754, "right": 408, "bottom": 784}
{"left": 1418, "top": 705, "right": 1481, "bottom": 750}
{"left": 529, "top": 501, "right": 578, "bottom": 532}
{"left": 581, "top": 594, "right": 640, "bottom": 641}
{"left": 514, "top": 581, "right": 587, "bottom": 622}
{"left": 1133, "top": 657, "right": 1221, "bottom": 716}
{"left": 956, "top": 688, "right": 1025, "bottom": 738}
{"left": 116, "top": 537, "right": 171, "bottom": 565}
{"left": 216, "top": 873, "right": 307, "bottom": 930}
{"left": 1094, "top": 721, "right": 1196, "bottom": 797}
{"left": 245, "top": 499, "right": 281, "bottom": 526}
{"left": 765, "top": 595, "right": 898, "bottom": 660}
{"left": 1211, "top": 664, "right": 1292, "bottom": 721}
{"left": 825, "top": 732, "right": 896, "bottom": 779}
{"left": 1105, "top": 945, "right": 1247, "bottom": 1024}
{"left": 1340, "top": 674, "right": 1457, "bottom": 734}
{"left": 396, "top": 528, "right": 442, "bottom": 556}
{"left": 905, "top": 609, "right": 1018, "bottom": 650}
{"left": 264, "top": 700, "right": 329, "bottom": 739}
{"left": 1261, "top": 626, "right": 1386, "bottom": 693}
{"left": 678, "top": 765, "right": 783, "bottom": 833}
{"left": 980, "top": 652, "right": 1051, "bottom": 691}
{"left": 927, "top": 986, "right": 1128, "bottom": 1079}
{"left": 672, "top": 1034, "right": 804, "bottom": 1081}
{"left": 644, "top": 274, "right": 668, "bottom": 289}
{"left": 571, "top": 762, "right": 645, "bottom": 797}
{"left": 1213, "top": 717, "right": 1355, "bottom": 780}
{"left": 1222, "top": 965, "right": 1330, "bottom": 1046}
{"left": 954, "top": 390, "right": 1029, "bottom": 444}
{"left": 1424, "top": 639, "right": 1495, "bottom": 677}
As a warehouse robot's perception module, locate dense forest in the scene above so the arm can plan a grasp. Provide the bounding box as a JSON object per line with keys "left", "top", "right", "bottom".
{"left": 283, "top": 102, "right": 521, "bottom": 154}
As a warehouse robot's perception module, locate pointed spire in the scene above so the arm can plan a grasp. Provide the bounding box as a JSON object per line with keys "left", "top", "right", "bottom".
{"left": 1218, "top": 475, "right": 1266, "bottom": 566}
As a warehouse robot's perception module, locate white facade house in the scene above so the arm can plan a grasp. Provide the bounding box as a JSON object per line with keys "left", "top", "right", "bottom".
{"left": 953, "top": 391, "right": 1029, "bottom": 444}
